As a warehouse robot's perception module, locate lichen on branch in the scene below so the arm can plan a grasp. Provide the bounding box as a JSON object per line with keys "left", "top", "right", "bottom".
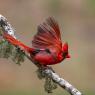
{"left": 0, "top": 14, "right": 83, "bottom": 95}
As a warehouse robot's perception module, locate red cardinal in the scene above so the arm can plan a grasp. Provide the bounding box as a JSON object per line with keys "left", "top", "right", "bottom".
{"left": 3, "top": 17, "right": 70, "bottom": 66}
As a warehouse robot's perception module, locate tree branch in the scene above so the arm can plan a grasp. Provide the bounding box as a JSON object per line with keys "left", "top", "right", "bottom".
{"left": 0, "top": 14, "right": 83, "bottom": 95}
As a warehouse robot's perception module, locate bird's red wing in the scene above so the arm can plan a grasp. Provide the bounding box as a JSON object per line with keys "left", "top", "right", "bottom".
{"left": 32, "top": 17, "right": 62, "bottom": 51}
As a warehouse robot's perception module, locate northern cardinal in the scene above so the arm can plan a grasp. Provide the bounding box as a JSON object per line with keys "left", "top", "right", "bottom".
{"left": 3, "top": 17, "right": 70, "bottom": 66}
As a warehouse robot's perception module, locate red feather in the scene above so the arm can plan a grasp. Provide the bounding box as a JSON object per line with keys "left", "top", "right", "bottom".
{"left": 2, "top": 17, "right": 70, "bottom": 66}
{"left": 32, "top": 17, "right": 62, "bottom": 53}
{"left": 3, "top": 33, "right": 33, "bottom": 53}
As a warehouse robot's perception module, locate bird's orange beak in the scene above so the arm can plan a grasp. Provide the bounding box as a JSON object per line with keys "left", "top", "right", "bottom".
{"left": 66, "top": 54, "right": 70, "bottom": 58}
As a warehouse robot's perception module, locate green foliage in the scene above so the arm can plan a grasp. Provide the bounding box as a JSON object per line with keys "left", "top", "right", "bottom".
{"left": 12, "top": 47, "right": 25, "bottom": 65}
{"left": 36, "top": 67, "right": 46, "bottom": 79}
{"left": 0, "top": 26, "right": 25, "bottom": 65}
{"left": 36, "top": 68, "right": 57, "bottom": 93}
{"left": 0, "top": 39, "right": 25, "bottom": 65}
{"left": 44, "top": 76, "right": 57, "bottom": 93}
{"left": 0, "top": 40, "right": 13, "bottom": 58}
{"left": 0, "top": 28, "right": 3, "bottom": 36}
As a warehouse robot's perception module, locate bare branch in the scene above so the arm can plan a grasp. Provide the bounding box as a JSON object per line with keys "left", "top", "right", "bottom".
{"left": 0, "top": 14, "right": 83, "bottom": 95}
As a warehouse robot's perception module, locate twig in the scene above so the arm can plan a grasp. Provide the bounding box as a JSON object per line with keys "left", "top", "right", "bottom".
{"left": 0, "top": 14, "right": 83, "bottom": 95}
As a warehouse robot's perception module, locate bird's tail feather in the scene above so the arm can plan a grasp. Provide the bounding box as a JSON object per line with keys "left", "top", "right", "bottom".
{"left": 3, "top": 33, "right": 33, "bottom": 53}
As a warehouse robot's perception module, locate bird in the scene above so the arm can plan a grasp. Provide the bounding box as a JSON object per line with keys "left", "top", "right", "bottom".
{"left": 3, "top": 17, "right": 70, "bottom": 66}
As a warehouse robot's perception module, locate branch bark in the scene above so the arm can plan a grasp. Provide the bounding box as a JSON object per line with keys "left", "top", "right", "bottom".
{"left": 0, "top": 14, "right": 83, "bottom": 95}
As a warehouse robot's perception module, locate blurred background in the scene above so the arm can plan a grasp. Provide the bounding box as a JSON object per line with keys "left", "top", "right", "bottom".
{"left": 0, "top": 0, "right": 95, "bottom": 95}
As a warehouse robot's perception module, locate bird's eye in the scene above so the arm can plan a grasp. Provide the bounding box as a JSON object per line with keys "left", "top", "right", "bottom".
{"left": 62, "top": 51, "right": 68, "bottom": 58}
